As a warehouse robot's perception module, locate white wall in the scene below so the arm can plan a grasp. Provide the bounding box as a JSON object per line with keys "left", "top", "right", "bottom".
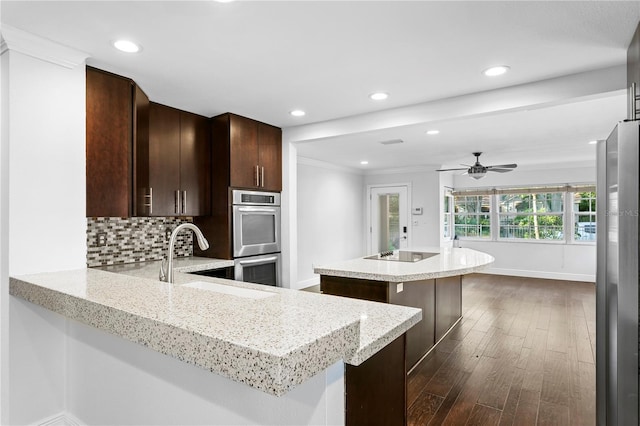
{"left": 296, "top": 158, "right": 364, "bottom": 289}
{"left": 2, "top": 44, "right": 86, "bottom": 424}
{"left": 448, "top": 163, "right": 597, "bottom": 282}
{"left": 365, "top": 169, "right": 441, "bottom": 250}
{"left": 7, "top": 52, "right": 86, "bottom": 276}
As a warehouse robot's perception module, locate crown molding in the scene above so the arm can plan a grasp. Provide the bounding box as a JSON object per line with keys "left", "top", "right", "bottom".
{"left": 297, "top": 156, "right": 364, "bottom": 175}
{"left": 0, "top": 24, "right": 89, "bottom": 68}
{"left": 363, "top": 164, "right": 440, "bottom": 176}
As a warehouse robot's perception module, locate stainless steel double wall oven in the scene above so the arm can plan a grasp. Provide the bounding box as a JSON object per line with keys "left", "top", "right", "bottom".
{"left": 232, "top": 189, "right": 281, "bottom": 286}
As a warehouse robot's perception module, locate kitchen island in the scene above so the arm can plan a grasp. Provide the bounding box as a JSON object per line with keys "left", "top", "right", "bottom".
{"left": 315, "top": 247, "right": 494, "bottom": 372}
{"left": 10, "top": 257, "right": 421, "bottom": 425}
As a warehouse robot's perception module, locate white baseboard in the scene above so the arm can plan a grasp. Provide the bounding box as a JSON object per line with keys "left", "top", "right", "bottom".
{"left": 37, "top": 412, "right": 82, "bottom": 426}
{"left": 479, "top": 267, "right": 595, "bottom": 283}
{"left": 297, "top": 276, "right": 320, "bottom": 290}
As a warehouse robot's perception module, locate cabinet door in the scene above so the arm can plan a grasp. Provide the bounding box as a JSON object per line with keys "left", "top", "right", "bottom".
{"left": 258, "top": 123, "right": 282, "bottom": 191}
{"left": 435, "top": 275, "right": 462, "bottom": 342}
{"left": 133, "top": 85, "right": 150, "bottom": 216}
{"left": 86, "top": 68, "right": 132, "bottom": 217}
{"left": 229, "top": 114, "right": 259, "bottom": 189}
{"left": 180, "top": 111, "right": 211, "bottom": 216}
{"left": 149, "top": 103, "right": 181, "bottom": 216}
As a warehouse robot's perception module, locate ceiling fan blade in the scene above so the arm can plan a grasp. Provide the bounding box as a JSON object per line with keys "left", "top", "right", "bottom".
{"left": 436, "top": 167, "right": 468, "bottom": 172}
{"left": 486, "top": 163, "right": 517, "bottom": 169}
{"left": 487, "top": 168, "right": 514, "bottom": 173}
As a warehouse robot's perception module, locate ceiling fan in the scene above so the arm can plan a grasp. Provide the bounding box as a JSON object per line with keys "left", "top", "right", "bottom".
{"left": 436, "top": 152, "right": 517, "bottom": 180}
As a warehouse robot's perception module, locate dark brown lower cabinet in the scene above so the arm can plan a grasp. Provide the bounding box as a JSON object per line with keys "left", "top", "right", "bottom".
{"left": 345, "top": 334, "right": 406, "bottom": 426}
{"left": 321, "top": 273, "right": 463, "bottom": 425}
{"left": 435, "top": 275, "right": 462, "bottom": 342}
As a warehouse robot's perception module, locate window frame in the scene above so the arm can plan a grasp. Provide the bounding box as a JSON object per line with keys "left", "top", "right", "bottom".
{"left": 450, "top": 184, "right": 596, "bottom": 245}
{"left": 443, "top": 189, "right": 454, "bottom": 241}
{"left": 496, "top": 191, "right": 566, "bottom": 243}
{"left": 453, "top": 194, "right": 492, "bottom": 241}
{"left": 570, "top": 190, "right": 597, "bottom": 244}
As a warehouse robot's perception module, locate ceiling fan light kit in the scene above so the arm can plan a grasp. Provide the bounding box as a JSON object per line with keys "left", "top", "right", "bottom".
{"left": 436, "top": 152, "right": 517, "bottom": 180}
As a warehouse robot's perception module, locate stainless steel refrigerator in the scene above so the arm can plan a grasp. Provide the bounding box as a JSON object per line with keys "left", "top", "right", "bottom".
{"left": 596, "top": 120, "right": 639, "bottom": 425}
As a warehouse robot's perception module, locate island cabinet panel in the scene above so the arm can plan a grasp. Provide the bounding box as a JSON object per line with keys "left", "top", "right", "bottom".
{"left": 321, "top": 274, "right": 462, "bottom": 372}
{"left": 320, "top": 275, "right": 388, "bottom": 303}
{"left": 86, "top": 67, "right": 135, "bottom": 217}
{"left": 389, "top": 279, "right": 436, "bottom": 369}
{"left": 346, "top": 334, "right": 406, "bottom": 426}
{"left": 435, "top": 275, "right": 462, "bottom": 342}
{"left": 145, "top": 103, "right": 210, "bottom": 217}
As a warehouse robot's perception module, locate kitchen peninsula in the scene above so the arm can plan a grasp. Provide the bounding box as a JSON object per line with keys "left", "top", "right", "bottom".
{"left": 9, "top": 257, "right": 420, "bottom": 425}
{"left": 315, "top": 247, "right": 494, "bottom": 372}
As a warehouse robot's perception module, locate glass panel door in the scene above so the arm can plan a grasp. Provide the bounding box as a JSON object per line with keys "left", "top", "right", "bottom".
{"left": 370, "top": 185, "right": 409, "bottom": 253}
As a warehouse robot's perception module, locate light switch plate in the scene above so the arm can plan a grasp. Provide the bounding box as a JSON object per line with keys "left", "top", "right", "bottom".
{"left": 396, "top": 282, "right": 404, "bottom": 293}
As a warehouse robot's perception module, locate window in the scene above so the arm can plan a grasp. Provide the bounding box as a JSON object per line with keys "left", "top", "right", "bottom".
{"left": 443, "top": 191, "right": 453, "bottom": 240}
{"left": 573, "top": 191, "right": 596, "bottom": 242}
{"left": 449, "top": 185, "right": 596, "bottom": 244}
{"left": 498, "top": 192, "right": 564, "bottom": 241}
{"left": 454, "top": 195, "right": 491, "bottom": 239}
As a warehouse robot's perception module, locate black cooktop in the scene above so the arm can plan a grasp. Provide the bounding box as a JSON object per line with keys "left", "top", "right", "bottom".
{"left": 364, "top": 250, "right": 438, "bottom": 263}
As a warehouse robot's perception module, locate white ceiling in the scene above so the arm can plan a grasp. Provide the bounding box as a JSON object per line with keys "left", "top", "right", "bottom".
{"left": 3, "top": 1, "right": 639, "bottom": 171}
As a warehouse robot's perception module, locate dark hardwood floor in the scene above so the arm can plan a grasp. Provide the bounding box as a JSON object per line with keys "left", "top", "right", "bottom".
{"left": 408, "top": 274, "right": 596, "bottom": 425}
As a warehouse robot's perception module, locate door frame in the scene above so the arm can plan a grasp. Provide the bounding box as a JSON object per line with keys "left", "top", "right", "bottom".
{"left": 366, "top": 183, "right": 412, "bottom": 254}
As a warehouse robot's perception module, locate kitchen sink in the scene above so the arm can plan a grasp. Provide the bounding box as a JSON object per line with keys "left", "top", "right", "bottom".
{"left": 182, "top": 281, "right": 276, "bottom": 299}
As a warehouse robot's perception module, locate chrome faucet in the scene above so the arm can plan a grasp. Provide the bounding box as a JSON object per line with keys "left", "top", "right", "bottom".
{"left": 160, "top": 223, "right": 210, "bottom": 283}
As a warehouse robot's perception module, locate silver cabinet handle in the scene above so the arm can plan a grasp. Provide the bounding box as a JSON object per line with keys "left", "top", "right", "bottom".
{"left": 143, "top": 187, "right": 153, "bottom": 215}
{"left": 182, "top": 190, "right": 187, "bottom": 214}
{"left": 261, "top": 166, "right": 265, "bottom": 188}
{"left": 175, "top": 190, "right": 180, "bottom": 215}
{"left": 255, "top": 165, "right": 260, "bottom": 187}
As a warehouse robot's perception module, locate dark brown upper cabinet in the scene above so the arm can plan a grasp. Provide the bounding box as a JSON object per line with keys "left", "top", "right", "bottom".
{"left": 213, "top": 113, "right": 282, "bottom": 192}
{"left": 142, "top": 102, "right": 210, "bottom": 217}
{"left": 86, "top": 67, "right": 149, "bottom": 217}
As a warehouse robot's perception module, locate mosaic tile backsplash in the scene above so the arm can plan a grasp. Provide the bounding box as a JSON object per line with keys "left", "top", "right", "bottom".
{"left": 87, "top": 217, "right": 194, "bottom": 267}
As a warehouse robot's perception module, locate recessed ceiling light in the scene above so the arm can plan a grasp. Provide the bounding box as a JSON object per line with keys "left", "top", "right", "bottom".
{"left": 482, "top": 65, "right": 510, "bottom": 77}
{"left": 113, "top": 39, "right": 142, "bottom": 53}
{"left": 588, "top": 140, "right": 599, "bottom": 145}
{"left": 369, "top": 92, "right": 389, "bottom": 101}
{"left": 360, "top": 161, "right": 369, "bottom": 165}
{"left": 426, "top": 130, "right": 440, "bottom": 135}
{"left": 290, "top": 110, "right": 306, "bottom": 117}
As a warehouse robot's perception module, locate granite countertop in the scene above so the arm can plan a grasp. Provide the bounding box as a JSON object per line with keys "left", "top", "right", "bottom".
{"left": 10, "top": 257, "right": 421, "bottom": 396}
{"left": 314, "top": 247, "right": 495, "bottom": 282}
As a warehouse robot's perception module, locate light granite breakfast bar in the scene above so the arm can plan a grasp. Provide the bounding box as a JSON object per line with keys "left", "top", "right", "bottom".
{"left": 9, "top": 256, "right": 421, "bottom": 425}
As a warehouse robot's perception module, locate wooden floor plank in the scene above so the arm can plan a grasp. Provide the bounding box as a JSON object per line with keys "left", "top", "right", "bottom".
{"left": 466, "top": 404, "right": 502, "bottom": 426}
{"left": 538, "top": 400, "right": 570, "bottom": 425}
{"left": 541, "top": 350, "right": 570, "bottom": 407}
{"left": 407, "top": 392, "right": 443, "bottom": 426}
{"left": 498, "top": 368, "right": 525, "bottom": 426}
{"left": 407, "top": 274, "right": 596, "bottom": 426}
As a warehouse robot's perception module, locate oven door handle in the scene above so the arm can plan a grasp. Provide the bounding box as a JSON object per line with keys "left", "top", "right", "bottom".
{"left": 237, "top": 207, "right": 277, "bottom": 213}
{"left": 237, "top": 256, "right": 279, "bottom": 265}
